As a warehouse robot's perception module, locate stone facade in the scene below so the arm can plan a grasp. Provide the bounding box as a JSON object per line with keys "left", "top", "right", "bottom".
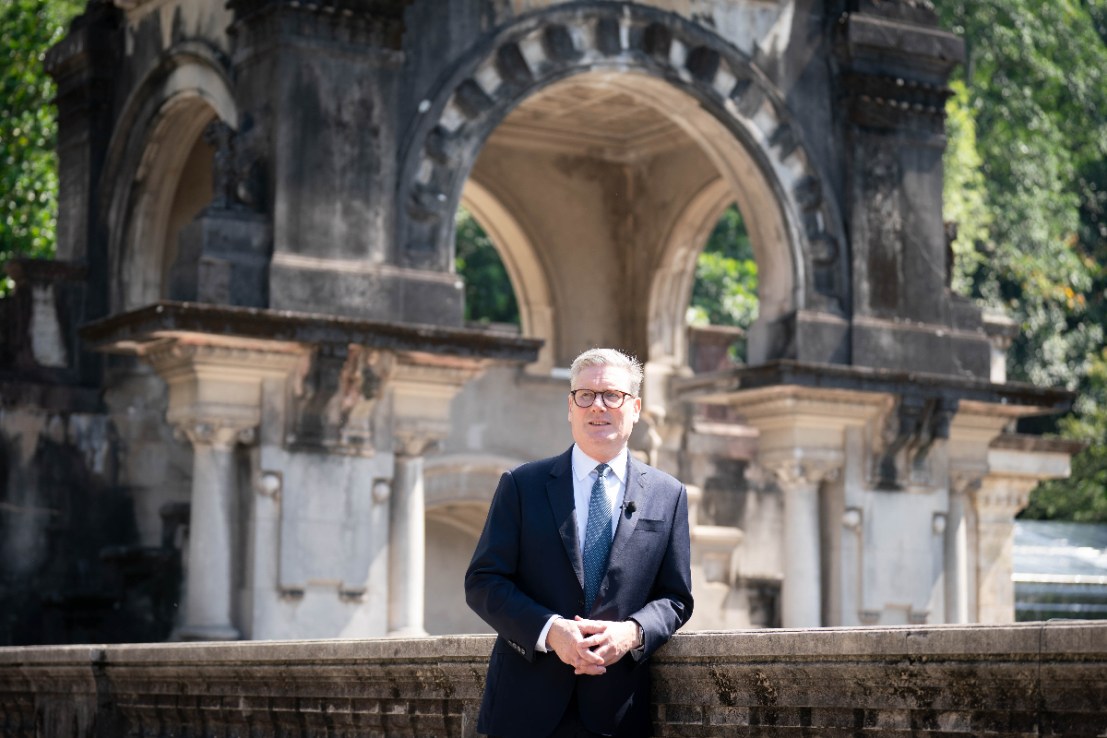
{"left": 0, "top": 0, "right": 1082, "bottom": 646}
{"left": 1, "top": 622, "right": 1105, "bottom": 736}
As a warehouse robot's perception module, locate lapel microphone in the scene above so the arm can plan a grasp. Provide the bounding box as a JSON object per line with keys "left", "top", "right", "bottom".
{"left": 623, "top": 500, "right": 637, "bottom": 518}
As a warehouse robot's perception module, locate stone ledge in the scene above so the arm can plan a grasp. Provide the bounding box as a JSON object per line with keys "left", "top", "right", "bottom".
{"left": 1, "top": 622, "right": 1103, "bottom": 736}
{"left": 79, "top": 301, "right": 543, "bottom": 364}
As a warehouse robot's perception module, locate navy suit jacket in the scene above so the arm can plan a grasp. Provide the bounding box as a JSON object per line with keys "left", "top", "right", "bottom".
{"left": 464, "top": 446, "right": 694, "bottom": 737}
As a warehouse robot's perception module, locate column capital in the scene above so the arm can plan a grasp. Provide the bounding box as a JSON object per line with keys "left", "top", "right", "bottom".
{"left": 763, "top": 454, "right": 842, "bottom": 488}
{"left": 949, "top": 466, "right": 986, "bottom": 496}
{"left": 972, "top": 477, "right": 1039, "bottom": 521}
{"left": 393, "top": 430, "right": 442, "bottom": 459}
{"left": 175, "top": 420, "right": 258, "bottom": 450}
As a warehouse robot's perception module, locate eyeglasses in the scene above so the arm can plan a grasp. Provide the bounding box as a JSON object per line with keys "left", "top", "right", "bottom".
{"left": 570, "top": 388, "right": 635, "bottom": 409}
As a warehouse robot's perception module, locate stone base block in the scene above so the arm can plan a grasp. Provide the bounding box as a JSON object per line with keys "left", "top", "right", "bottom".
{"left": 269, "top": 255, "right": 464, "bottom": 326}
{"left": 852, "top": 315, "right": 992, "bottom": 378}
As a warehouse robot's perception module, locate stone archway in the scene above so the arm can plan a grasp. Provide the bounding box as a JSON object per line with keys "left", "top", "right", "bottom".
{"left": 423, "top": 453, "right": 524, "bottom": 634}
{"left": 396, "top": 3, "right": 847, "bottom": 348}
{"left": 460, "top": 179, "right": 556, "bottom": 373}
{"left": 100, "top": 47, "right": 236, "bottom": 312}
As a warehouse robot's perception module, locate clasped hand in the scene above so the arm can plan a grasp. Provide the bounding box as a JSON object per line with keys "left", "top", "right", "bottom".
{"left": 547, "top": 616, "right": 639, "bottom": 676}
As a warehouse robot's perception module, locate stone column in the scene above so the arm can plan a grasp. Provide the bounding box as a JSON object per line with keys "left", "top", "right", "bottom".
{"left": 388, "top": 434, "right": 437, "bottom": 637}
{"left": 142, "top": 340, "right": 304, "bottom": 641}
{"left": 945, "top": 474, "right": 980, "bottom": 624}
{"left": 973, "top": 476, "right": 1035, "bottom": 624}
{"left": 770, "top": 460, "right": 839, "bottom": 628}
{"left": 376, "top": 354, "right": 484, "bottom": 636}
{"left": 176, "top": 421, "right": 256, "bottom": 641}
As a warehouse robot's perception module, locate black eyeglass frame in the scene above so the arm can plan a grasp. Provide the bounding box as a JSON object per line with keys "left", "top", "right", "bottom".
{"left": 569, "top": 388, "right": 636, "bottom": 409}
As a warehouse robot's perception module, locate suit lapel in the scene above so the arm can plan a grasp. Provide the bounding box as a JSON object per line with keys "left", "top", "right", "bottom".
{"left": 547, "top": 448, "right": 584, "bottom": 590}
{"left": 606, "top": 455, "right": 645, "bottom": 575}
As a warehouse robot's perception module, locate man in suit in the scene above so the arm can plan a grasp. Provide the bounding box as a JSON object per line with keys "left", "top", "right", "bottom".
{"left": 465, "top": 348, "right": 694, "bottom": 737}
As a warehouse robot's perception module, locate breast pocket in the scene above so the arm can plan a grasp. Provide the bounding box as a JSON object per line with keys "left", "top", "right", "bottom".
{"left": 637, "top": 517, "right": 666, "bottom": 533}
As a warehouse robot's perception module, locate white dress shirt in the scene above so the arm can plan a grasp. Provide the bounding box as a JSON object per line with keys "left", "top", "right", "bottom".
{"left": 536, "top": 445, "right": 629, "bottom": 651}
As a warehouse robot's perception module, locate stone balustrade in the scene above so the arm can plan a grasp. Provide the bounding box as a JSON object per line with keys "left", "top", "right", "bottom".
{"left": 1, "top": 622, "right": 1104, "bottom": 736}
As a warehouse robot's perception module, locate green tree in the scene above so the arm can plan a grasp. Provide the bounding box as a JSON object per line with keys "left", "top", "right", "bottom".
{"left": 937, "top": 0, "right": 1107, "bottom": 520}
{"left": 454, "top": 205, "right": 520, "bottom": 327}
{"left": 0, "top": 0, "right": 83, "bottom": 293}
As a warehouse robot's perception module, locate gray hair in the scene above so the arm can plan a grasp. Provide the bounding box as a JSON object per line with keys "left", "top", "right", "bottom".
{"left": 569, "top": 348, "right": 644, "bottom": 396}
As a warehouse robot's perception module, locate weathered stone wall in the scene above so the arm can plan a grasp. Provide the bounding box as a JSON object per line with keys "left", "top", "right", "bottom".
{"left": 0, "top": 261, "right": 186, "bottom": 646}
{"left": 1, "top": 622, "right": 1104, "bottom": 737}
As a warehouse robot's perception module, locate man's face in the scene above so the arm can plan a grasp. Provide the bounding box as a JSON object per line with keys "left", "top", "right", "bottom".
{"left": 567, "top": 364, "right": 642, "bottom": 463}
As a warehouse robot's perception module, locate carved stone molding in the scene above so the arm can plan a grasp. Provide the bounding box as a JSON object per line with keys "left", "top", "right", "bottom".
{"left": 288, "top": 344, "right": 381, "bottom": 455}
{"left": 202, "top": 117, "right": 267, "bottom": 213}
{"left": 176, "top": 420, "right": 257, "bottom": 451}
{"left": 227, "top": 0, "right": 412, "bottom": 52}
{"left": 393, "top": 431, "right": 442, "bottom": 459}
{"left": 973, "top": 478, "right": 1038, "bottom": 521}
{"left": 949, "top": 468, "right": 985, "bottom": 497}
{"left": 871, "top": 393, "right": 957, "bottom": 490}
{"left": 764, "top": 456, "right": 842, "bottom": 489}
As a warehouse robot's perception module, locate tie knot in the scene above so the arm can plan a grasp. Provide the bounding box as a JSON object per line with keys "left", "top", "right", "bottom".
{"left": 595, "top": 463, "right": 608, "bottom": 479}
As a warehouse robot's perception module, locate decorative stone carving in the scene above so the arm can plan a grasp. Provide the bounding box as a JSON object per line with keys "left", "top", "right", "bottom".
{"left": 872, "top": 394, "right": 957, "bottom": 490}
{"left": 176, "top": 419, "right": 257, "bottom": 451}
{"left": 203, "top": 116, "right": 267, "bottom": 213}
{"left": 289, "top": 344, "right": 381, "bottom": 455}
{"left": 226, "top": 0, "right": 412, "bottom": 49}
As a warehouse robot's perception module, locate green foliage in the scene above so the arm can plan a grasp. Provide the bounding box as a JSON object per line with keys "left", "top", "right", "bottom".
{"left": 937, "top": 0, "right": 1107, "bottom": 520}
{"left": 687, "top": 204, "right": 759, "bottom": 329}
{"left": 454, "top": 205, "right": 520, "bottom": 327}
{"left": 0, "top": 0, "right": 82, "bottom": 293}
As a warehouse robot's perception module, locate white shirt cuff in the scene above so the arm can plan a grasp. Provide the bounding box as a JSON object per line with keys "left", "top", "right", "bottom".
{"left": 536, "top": 615, "right": 560, "bottom": 652}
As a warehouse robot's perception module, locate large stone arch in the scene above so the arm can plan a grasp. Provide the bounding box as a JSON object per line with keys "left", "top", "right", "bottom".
{"left": 99, "top": 42, "right": 236, "bottom": 312}
{"left": 396, "top": 4, "right": 847, "bottom": 347}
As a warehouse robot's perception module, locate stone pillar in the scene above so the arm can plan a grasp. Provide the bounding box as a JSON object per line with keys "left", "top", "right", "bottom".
{"left": 770, "top": 460, "right": 838, "bottom": 628}
{"left": 142, "top": 340, "right": 304, "bottom": 640}
{"left": 973, "top": 437, "right": 1077, "bottom": 623}
{"left": 376, "top": 354, "right": 484, "bottom": 636}
{"left": 837, "top": 3, "right": 992, "bottom": 377}
{"left": 973, "top": 477, "right": 1034, "bottom": 624}
{"left": 388, "top": 436, "right": 436, "bottom": 637}
{"left": 945, "top": 474, "right": 980, "bottom": 624}
{"left": 176, "top": 421, "right": 256, "bottom": 640}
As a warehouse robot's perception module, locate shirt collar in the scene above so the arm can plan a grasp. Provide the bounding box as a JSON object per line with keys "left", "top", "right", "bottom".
{"left": 572, "top": 444, "right": 629, "bottom": 484}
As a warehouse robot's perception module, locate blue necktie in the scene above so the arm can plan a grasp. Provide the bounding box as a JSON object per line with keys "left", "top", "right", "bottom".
{"left": 582, "top": 463, "right": 612, "bottom": 612}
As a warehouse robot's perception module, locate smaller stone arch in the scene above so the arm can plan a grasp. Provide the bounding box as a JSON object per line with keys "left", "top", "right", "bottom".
{"left": 460, "top": 179, "right": 556, "bottom": 373}
{"left": 648, "top": 177, "right": 735, "bottom": 367}
{"left": 100, "top": 43, "right": 236, "bottom": 312}
{"left": 424, "top": 453, "right": 522, "bottom": 634}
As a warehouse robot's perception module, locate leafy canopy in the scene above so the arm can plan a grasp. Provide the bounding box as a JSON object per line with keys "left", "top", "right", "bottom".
{"left": 0, "top": 0, "right": 83, "bottom": 293}
{"left": 937, "top": 0, "right": 1107, "bottom": 520}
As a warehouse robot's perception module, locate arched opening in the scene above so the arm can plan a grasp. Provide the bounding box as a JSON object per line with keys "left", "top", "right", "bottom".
{"left": 687, "top": 202, "right": 758, "bottom": 370}
{"left": 161, "top": 130, "right": 215, "bottom": 293}
{"left": 454, "top": 204, "right": 520, "bottom": 330}
{"left": 398, "top": 4, "right": 848, "bottom": 373}
{"left": 123, "top": 98, "right": 216, "bottom": 309}
{"left": 459, "top": 68, "right": 796, "bottom": 376}
{"left": 103, "top": 59, "right": 236, "bottom": 312}
{"left": 457, "top": 179, "right": 557, "bottom": 373}
{"left": 423, "top": 454, "right": 522, "bottom": 635}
